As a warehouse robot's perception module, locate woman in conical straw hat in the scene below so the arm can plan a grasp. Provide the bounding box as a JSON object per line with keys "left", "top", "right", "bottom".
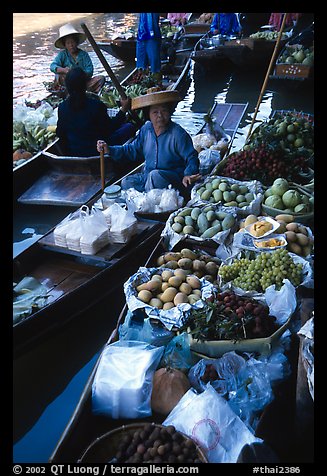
{"left": 50, "top": 23, "right": 105, "bottom": 94}
{"left": 97, "top": 89, "right": 201, "bottom": 200}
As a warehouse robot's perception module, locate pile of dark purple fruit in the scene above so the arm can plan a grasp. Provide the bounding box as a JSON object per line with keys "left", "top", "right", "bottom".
{"left": 111, "top": 423, "right": 205, "bottom": 464}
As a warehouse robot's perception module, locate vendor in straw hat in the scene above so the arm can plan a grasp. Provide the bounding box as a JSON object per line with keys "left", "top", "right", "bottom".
{"left": 97, "top": 89, "right": 201, "bottom": 200}
{"left": 50, "top": 23, "right": 105, "bottom": 94}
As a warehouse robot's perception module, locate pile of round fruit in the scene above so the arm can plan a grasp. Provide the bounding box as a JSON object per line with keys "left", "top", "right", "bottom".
{"left": 170, "top": 205, "right": 236, "bottom": 239}
{"left": 218, "top": 143, "right": 309, "bottom": 185}
{"left": 155, "top": 248, "right": 221, "bottom": 285}
{"left": 182, "top": 290, "right": 279, "bottom": 341}
{"left": 277, "top": 44, "right": 314, "bottom": 67}
{"left": 111, "top": 423, "right": 205, "bottom": 464}
{"left": 263, "top": 177, "right": 313, "bottom": 215}
{"left": 194, "top": 176, "right": 256, "bottom": 208}
{"left": 218, "top": 248, "right": 303, "bottom": 292}
{"left": 134, "top": 268, "right": 204, "bottom": 309}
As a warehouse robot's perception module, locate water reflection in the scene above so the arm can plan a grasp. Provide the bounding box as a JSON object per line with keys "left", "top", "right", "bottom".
{"left": 13, "top": 13, "right": 139, "bottom": 105}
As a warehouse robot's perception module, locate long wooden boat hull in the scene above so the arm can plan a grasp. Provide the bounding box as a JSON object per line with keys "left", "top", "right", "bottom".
{"left": 48, "top": 229, "right": 314, "bottom": 463}
{"left": 97, "top": 39, "right": 136, "bottom": 62}
{"left": 13, "top": 216, "right": 163, "bottom": 358}
{"left": 192, "top": 37, "right": 288, "bottom": 70}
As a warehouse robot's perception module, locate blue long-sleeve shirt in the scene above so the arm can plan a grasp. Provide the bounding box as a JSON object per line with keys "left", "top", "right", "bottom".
{"left": 137, "top": 13, "right": 161, "bottom": 41}
{"left": 50, "top": 48, "right": 94, "bottom": 77}
{"left": 210, "top": 13, "right": 241, "bottom": 36}
{"left": 108, "top": 120, "right": 199, "bottom": 178}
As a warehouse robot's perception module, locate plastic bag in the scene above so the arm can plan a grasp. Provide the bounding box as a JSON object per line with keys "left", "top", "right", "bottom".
{"left": 160, "top": 332, "right": 194, "bottom": 371}
{"left": 163, "top": 385, "right": 262, "bottom": 463}
{"left": 80, "top": 206, "right": 110, "bottom": 255}
{"left": 188, "top": 350, "right": 291, "bottom": 430}
{"left": 198, "top": 149, "right": 221, "bottom": 176}
{"left": 158, "top": 186, "right": 184, "bottom": 212}
{"left": 119, "top": 310, "right": 175, "bottom": 347}
{"left": 106, "top": 202, "right": 138, "bottom": 243}
{"left": 92, "top": 340, "right": 164, "bottom": 419}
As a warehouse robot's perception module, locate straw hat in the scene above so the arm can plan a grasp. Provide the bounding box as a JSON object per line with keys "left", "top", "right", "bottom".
{"left": 131, "top": 90, "right": 181, "bottom": 110}
{"left": 55, "top": 23, "right": 86, "bottom": 49}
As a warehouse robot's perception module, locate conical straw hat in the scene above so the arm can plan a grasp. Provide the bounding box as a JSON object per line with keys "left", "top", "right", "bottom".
{"left": 55, "top": 23, "right": 87, "bottom": 49}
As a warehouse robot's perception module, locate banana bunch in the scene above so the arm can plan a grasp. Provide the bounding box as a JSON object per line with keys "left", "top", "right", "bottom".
{"left": 100, "top": 83, "right": 147, "bottom": 108}
{"left": 13, "top": 124, "right": 57, "bottom": 154}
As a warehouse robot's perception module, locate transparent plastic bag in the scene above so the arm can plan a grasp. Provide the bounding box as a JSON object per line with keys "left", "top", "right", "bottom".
{"left": 119, "top": 310, "right": 174, "bottom": 347}
{"left": 80, "top": 206, "right": 110, "bottom": 255}
{"left": 198, "top": 149, "right": 221, "bottom": 176}
{"left": 163, "top": 385, "right": 262, "bottom": 463}
{"left": 92, "top": 340, "right": 165, "bottom": 419}
{"left": 160, "top": 332, "right": 195, "bottom": 371}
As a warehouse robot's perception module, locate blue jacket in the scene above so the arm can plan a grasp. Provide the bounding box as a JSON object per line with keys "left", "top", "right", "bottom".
{"left": 210, "top": 13, "right": 241, "bottom": 36}
{"left": 109, "top": 120, "right": 199, "bottom": 178}
{"left": 137, "top": 13, "right": 161, "bottom": 41}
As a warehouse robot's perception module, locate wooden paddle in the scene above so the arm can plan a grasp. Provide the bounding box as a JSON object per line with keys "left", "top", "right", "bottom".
{"left": 245, "top": 13, "right": 288, "bottom": 142}
{"left": 80, "top": 22, "right": 143, "bottom": 128}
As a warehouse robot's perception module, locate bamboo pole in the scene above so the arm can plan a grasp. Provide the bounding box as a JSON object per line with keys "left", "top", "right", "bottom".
{"left": 245, "top": 13, "right": 288, "bottom": 143}
{"left": 81, "top": 22, "right": 144, "bottom": 129}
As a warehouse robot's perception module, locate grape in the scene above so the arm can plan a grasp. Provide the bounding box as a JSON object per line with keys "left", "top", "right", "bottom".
{"left": 218, "top": 249, "right": 303, "bottom": 292}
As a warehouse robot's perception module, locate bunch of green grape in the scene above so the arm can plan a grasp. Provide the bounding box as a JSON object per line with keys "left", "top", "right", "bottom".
{"left": 219, "top": 248, "right": 303, "bottom": 292}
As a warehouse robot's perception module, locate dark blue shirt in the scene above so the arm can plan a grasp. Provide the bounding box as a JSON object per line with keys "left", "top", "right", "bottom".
{"left": 108, "top": 120, "right": 199, "bottom": 178}
{"left": 56, "top": 97, "right": 126, "bottom": 157}
{"left": 210, "top": 13, "right": 241, "bottom": 36}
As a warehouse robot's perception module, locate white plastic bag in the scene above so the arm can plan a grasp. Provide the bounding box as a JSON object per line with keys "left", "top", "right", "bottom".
{"left": 92, "top": 340, "right": 164, "bottom": 419}
{"left": 80, "top": 206, "right": 110, "bottom": 255}
{"left": 163, "top": 385, "right": 262, "bottom": 463}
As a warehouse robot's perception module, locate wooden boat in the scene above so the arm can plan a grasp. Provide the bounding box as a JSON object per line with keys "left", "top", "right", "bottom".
{"left": 268, "top": 42, "right": 314, "bottom": 89}
{"left": 13, "top": 187, "right": 164, "bottom": 358}
{"left": 191, "top": 35, "right": 288, "bottom": 71}
{"left": 14, "top": 54, "right": 193, "bottom": 208}
{"left": 97, "top": 14, "right": 204, "bottom": 63}
{"left": 48, "top": 230, "right": 314, "bottom": 463}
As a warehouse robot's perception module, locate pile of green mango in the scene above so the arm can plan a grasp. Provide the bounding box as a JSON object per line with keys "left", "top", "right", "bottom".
{"left": 170, "top": 205, "right": 236, "bottom": 239}
{"left": 195, "top": 177, "right": 255, "bottom": 208}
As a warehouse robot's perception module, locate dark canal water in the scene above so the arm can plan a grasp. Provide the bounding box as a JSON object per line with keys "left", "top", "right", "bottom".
{"left": 13, "top": 13, "right": 314, "bottom": 463}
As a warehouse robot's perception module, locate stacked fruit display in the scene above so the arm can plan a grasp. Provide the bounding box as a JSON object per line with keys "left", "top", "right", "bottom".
{"left": 218, "top": 248, "right": 303, "bottom": 292}
{"left": 218, "top": 143, "right": 309, "bottom": 185}
{"left": 181, "top": 290, "right": 279, "bottom": 341}
{"left": 277, "top": 44, "right": 314, "bottom": 67}
{"left": 155, "top": 248, "right": 221, "bottom": 285}
{"left": 194, "top": 176, "right": 256, "bottom": 208}
{"left": 170, "top": 205, "right": 236, "bottom": 239}
{"left": 134, "top": 268, "right": 204, "bottom": 309}
{"left": 274, "top": 214, "right": 314, "bottom": 257}
{"left": 263, "top": 177, "right": 313, "bottom": 215}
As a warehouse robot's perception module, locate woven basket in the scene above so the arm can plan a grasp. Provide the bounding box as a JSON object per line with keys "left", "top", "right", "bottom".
{"left": 131, "top": 90, "right": 181, "bottom": 110}
{"left": 78, "top": 422, "right": 208, "bottom": 463}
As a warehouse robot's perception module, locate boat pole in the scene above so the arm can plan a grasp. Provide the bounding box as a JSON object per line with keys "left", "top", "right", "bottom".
{"left": 80, "top": 22, "right": 143, "bottom": 128}
{"left": 245, "top": 13, "right": 288, "bottom": 143}
{"left": 100, "top": 148, "right": 105, "bottom": 191}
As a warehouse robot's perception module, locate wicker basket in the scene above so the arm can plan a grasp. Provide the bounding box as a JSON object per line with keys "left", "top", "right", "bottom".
{"left": 78, "top": 422, "right": 208, "bottom": 463}
{"left": 131, "top": 90, "right": 181, "bottom": 110}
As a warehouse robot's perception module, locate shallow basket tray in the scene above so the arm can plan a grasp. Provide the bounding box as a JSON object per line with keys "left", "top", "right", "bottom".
{"left": 78, "top": 422, "right": 208, "bottom": 463}
{"left": 189, "top": 313, "right": 293, "bottom": 358}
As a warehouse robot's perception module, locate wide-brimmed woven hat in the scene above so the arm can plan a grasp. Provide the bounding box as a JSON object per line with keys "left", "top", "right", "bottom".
{"left": 55, "top": 23, "right": 87, "bottom": 49}
{"left": 131, "top": 90, "right": 181, "bottom": 110}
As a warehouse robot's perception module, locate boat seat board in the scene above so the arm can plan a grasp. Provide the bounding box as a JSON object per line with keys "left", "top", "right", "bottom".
{"left": 17, "top": 172, "right": 105, "bottom": 207}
